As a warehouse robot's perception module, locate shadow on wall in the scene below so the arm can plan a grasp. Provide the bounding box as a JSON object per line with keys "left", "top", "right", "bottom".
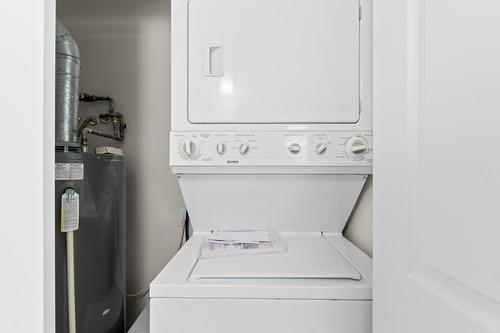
{"left": 344, "top": 175, "right": 373, "bottom": 258}
{"left": 57, "top": 0, "right": 186, "bottom": 329}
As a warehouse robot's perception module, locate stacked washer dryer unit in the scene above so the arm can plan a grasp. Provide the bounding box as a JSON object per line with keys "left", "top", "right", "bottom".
{"left": 151, "top": 0, "right": 373, "bottom": 332}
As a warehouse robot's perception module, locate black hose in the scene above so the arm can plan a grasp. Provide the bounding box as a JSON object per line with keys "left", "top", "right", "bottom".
{"left": 185, "top": 211, "right": 190, "bottom": 242}
{"left": 79, "top": 92, "right": 115, "bottom": 113}
{"left": 80, "top": 92, "right": 113, "bottom": 105}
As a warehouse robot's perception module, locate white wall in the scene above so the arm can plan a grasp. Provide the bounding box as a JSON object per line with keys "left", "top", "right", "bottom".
{"left": 57, "top": 0, "right": 186, "bottom": 326}
{"left": 0, "top": 0, "right": 55, "bottom": 331}
{"left": 57, "top": 0, "right": 372, "bottom": 327}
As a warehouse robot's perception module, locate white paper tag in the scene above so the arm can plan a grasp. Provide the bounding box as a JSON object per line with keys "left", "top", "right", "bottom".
{"left": 55, "top": 163, "right": 84, "bottom": 180}
{"left": 209, "top": 230, "right": 271, "bottom": 243}
{"left": 61, "top": 189, "right": 79, "bottom": 232}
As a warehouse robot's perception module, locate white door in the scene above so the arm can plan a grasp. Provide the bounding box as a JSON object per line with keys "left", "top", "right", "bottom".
{"left": 188, "top": 0, "right": 360, "bottom": 124}
{"left": 374, "top": 1, "right": 500, "bottom": 332}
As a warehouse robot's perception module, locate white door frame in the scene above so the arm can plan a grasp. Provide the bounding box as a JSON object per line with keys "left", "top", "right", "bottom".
{"left": 44, "top": 1, "right": 56, "bottom": 331}
{"left": 0, "top": 1, "right": 55, "bottom": 332}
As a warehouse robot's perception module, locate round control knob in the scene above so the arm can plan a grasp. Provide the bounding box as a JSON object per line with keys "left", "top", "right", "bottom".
{"left": 288, "top": 143, "right": 301, "bottom": 154}
{"left": 180, "top": 137, "right": 201, "bottom": 159}
{"left": 216, "top": 142, "right": 227, "bottom": 155}
{"left": 346, "top": 136, "right": 369, "bottom": 159}
{"left": 239, "top": 142, "right": 250, "bottom": 156}
{"left": 315, "top": 142, "right": 327, "bottom": 155}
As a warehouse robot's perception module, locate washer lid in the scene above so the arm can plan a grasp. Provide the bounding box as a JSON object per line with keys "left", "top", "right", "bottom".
{"left": 150, "top": 233, "right": 372, "bottom": 300}
{"left": 187, "top": 0, "right": 360, "bottom": 124}
{"left": 178, "top": 174, "right": 367, "bottom": 233}
{"left": 190, "top": 234, "right": 361, "bottom": 280}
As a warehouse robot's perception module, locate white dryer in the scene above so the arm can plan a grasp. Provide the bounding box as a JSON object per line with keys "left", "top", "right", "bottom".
{"left": 151, "top": 0, "right": 373, "bottom": 331}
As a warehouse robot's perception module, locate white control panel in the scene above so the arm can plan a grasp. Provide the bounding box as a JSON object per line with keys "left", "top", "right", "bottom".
{"left": 171, "top": 132, "right": 373, "bottom": 167}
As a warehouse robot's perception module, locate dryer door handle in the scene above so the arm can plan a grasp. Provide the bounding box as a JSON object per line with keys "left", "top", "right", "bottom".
{"left": 204, "top": 44, "right": 224, "bottom": 77}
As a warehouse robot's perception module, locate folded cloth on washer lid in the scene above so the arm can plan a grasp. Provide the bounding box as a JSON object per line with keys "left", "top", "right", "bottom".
{"left": 200, "top": 230, "right": 287, "bottom": 259}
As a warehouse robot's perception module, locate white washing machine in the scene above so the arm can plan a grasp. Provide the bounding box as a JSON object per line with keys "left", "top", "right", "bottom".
{"left": 151, "top": 0, "right": 373, "bottom": 331}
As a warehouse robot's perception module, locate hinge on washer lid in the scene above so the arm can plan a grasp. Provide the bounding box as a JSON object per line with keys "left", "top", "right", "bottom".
{"left": 359, "top": 5, "right": 362, "bottom": 20}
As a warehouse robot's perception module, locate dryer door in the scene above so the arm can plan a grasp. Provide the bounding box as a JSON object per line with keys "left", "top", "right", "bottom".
{"left": 187, "top": 0, "right": 360, "bottom": 124}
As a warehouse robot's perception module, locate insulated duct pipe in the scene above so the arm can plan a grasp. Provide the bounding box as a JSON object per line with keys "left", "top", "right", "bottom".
{"left": 55, "top": 20, "right": 81, "bottom": 146}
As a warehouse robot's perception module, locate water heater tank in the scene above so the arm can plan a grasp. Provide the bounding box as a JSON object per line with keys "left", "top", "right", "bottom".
{"left": 55, "top": 152, "right": 126, "bottom": 333}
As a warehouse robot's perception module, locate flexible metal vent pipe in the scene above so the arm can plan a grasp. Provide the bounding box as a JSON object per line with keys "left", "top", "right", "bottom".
{"left": 55, "top": 20, "right": 81, "bottom": 146}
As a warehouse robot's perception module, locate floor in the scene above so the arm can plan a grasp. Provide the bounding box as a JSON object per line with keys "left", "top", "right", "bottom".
{"left": 128, "top": 304, "right": 149, "bottom": 333}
